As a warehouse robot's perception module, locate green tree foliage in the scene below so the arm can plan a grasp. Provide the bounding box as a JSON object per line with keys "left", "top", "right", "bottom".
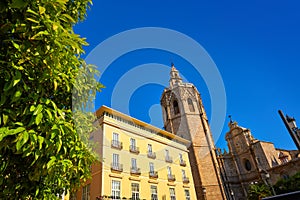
{"left": 0, "top": 0, "right": 103, "bottom": 199}
{"left": 274, "top": 171, "right": 300, "bottom": 194}
{"left": 247, "top": 183, "right": 272, "bottom": 200}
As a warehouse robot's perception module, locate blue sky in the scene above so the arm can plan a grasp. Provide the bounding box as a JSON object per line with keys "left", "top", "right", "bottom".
{"left": 74, "top": 1, "right": 300, "bottom": 150}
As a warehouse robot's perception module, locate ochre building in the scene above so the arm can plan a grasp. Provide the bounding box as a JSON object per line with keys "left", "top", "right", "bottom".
{"left": 71, "top": 105, "right": 197, "bottom": 200}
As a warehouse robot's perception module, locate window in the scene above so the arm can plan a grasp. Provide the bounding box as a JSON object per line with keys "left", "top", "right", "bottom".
{"left": 82, "top": 184, "right": 90, "bottom": 200}
{"left": 113, "top": 132, "right": 119, "bottom": 141}
{"left": 179, "top": 153, "right": 183, "bottom": 162}
{"left": 167, "top": 167, "right": 175, "bottom": 181}
{"left": 179, "top": 153, "right": 186, "bottom": 166}
{"left": 165, "top": 107, "right": 169, "bottom": 120}
{"left": 130, "top": 138, "right": 136, "bottom": 147}
{"left": 184, "top": 190, "right": 190, "bottom": 200}
{"left": 149, "top": 162, "right": 157, "bottom": 178}
{"left": 147, "top": 144, "right": 156, "bottom": 158}
{"left": 130, "top": 138, "right": 139, "bottom": 153}
{"left": 149, "top": 162, "right": 154, "bottom": 173}
{"left": 169, "top": 188, "right": 176, "bottom": 200}
{"left": 167, "top": 166, "right": 172, "bottom": 176}
{"left": 182, "top": 169, "right": 189, "bottom": 183}
{"left": 111, "top": 180, "right": 121, "bottom": 200}
{"left": 165, "top": 149, "right": 172, "bottom": 162}
{"left": 187, "top": 98, "right": 195, "bottom": 112}
{"left": 173, "top": 100, "right": 180, "bottom": 115}
{"left": 151, "top": 185, "right": 158, "bottom": 200}
{"left": 113, "top": 154, "right": 119, "bottom": 165}
{"left": 148, "top": 144, "right": 153, "bottom": 153}
{"left": 182, "top": 169, "right": 186, "bottom": 179}
{"left": 131, "top": 183, "right": 139, "bottom": 200}
{"left": 112, "top": 132, "right": 122, "bottom": 149}
{"left": 131, "top": 158, "right": 137, "bottom": 169}
{"left": 244, "top": 159, "right": 252, "bottom": 171}
{"left": 112, "top": 153, "right": 120, "bottom": 170}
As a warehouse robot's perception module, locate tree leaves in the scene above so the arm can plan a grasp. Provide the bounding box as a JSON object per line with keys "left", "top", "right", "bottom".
{"left": 10, "top": 0, "right": 28, "bottom": 9}
{"left": 0, "top": 0, "right": 101, "bottom": 199}
{"left": 16, "top": 130, "right": 28, "bottom": 151}
{"left": 35, "top": 112, "right": 43, "bottom": 125}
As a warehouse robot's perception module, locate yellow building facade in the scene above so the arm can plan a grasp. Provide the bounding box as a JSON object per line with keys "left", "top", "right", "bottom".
{"left": 72, "top": 105, "right": 197, "bottom": 200}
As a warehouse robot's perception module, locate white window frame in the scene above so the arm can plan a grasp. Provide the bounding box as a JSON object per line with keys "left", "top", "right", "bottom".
{"left": 167, "top": 166, "right": 172, "bottom": 176}
{"left": 131, "top": 158, "right": 137, "bottom": 169}
{"left": 179, "top": 153, "right": 183, "bottom": 162}
{"left": 149, "top": 162, "right": 154, "bottom": 173}
{"left": 151, "top": 185, "right": 158, "bottom": 200}
{"left": 131, "top": 183, "right": 139, "bottom": 200}
{"left": 130, "top": 138, "right": 136, "bottom": 147}
{"left": 148, "top": 144, "right": 153, "bottom": 153}
{"left": 113, "top": 132, "right": 119, "bottom": 141}
{"left": 182, "top": 169, "right": 186, "bottom": 178}
{"left": 113, "top": 153, "right": 119, "bottom": 167}
{"left": 185, "top": 189, "right": 190, "bottom": 200}
{"left": 165, "top": 149, "right": 169, "bottom": 157}
{"left": 111, "top": 180, "right": 121, "bottom": 200}
{"left": 169, "top": 188, "right": 176, "bottom": 200}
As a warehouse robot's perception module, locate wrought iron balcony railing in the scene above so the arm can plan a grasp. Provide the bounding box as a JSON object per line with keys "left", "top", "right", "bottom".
{"left": 111, "top": 163, "right": 123, "bottom": 172}
{"left": 129, "top": 145, "right": 140, "bottom": 154}
{"left": 149, "top": 171, "right": 158, "bottom": 179}
{"left": 183, "top": 176, "right": 190, "bottom": 183}
{"left": 165, "top": 156, "right": 173, "bottom": 163}
{"left": 111, "top": 140, "right": 123, "bottom": 150}
{"left": 180, "top": 160, "right": 186, "bottom": 167}
{"left": 147, "top": 151, "right": 156, "bottom": 159}
{"left": 168, "top": 174, "right": 176, "bottom": 181}
{"left": 130, "top": 167, "right": 141, "bottom": 175}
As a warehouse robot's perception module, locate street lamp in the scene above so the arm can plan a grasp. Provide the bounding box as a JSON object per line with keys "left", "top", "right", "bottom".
{"left": 202, "top": 187, "right": 207, "bottom": 200}
{"left": 261, "top": 170, "right": 276, "bottom": 196}
{"left": 230, "top": 189, "right": 235, "bottom": 200}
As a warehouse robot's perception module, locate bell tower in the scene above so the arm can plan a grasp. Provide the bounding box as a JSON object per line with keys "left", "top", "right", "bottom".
{"left": 161, "top": 63, "right": 225, "bottom": 200}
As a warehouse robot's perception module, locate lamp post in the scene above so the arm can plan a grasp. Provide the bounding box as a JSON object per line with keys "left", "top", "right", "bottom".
{"left": 230, "top": 189, "right": 235, "bottom": 200}
{"left": 202, "top": 187, "right": 207, "bottom": 200}
{"left": 261, "top": 170, "right": 276, "bottom": 196}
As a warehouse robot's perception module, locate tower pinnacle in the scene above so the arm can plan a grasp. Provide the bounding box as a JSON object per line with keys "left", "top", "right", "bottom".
{"left": 169, "top": 63, "right": 183, "bottom": 88}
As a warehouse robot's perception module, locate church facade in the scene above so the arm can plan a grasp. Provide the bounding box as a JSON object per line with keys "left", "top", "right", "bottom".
{"left": 217, "top": 121, "right": 300, "bottom": 200}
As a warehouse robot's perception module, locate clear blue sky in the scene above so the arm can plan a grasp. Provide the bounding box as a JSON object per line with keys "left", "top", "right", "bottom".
{"left": 74, "top": 1, "right": 300, "bottom": 150}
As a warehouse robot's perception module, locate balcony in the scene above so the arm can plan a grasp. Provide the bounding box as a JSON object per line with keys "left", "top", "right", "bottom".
{"left": 180, "top": 160, "right": 186, "bottom": 167}
{"left": 183, "top": 177, "right": 190, "bottom": 184}
{"left": 149, "top": 171, "right": 158, "bottom": 179}
{"left": 147, "top": 151, "right": 156, "bottom": 159}
{"left": 111, "top": 163, "right": 123, "bottom": 172}
{"left": 111, "top": 140, "right": 123, "bottom": 150}
{"left": 165, "top": 156, "right": 173, "bottom": 163}
{"left": 130, "top": 167, "right": 141, "bottom": 175}
{"left": 168, "top": 174, "right": 176, "bottom": 182}
{"left": 129, "top": 145, "right": 140, "bottom": 154}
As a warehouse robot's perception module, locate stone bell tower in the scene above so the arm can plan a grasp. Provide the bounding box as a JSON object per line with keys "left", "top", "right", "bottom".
{"left": 160, "top": 64, "right": 225, "bottom": 200}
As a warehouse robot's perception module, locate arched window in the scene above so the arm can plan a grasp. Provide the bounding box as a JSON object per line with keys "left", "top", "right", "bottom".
{"left": 173, "top": 100, "right": 180, "bottom": 115}
{"left": 165, "top": 107, "right": 169, "bottom": 120}
{"left": 187, "top": 98, "right": 195, "bottom": 112}
{"left": 244, "top": 159, "right": 252, "bottom": 171}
